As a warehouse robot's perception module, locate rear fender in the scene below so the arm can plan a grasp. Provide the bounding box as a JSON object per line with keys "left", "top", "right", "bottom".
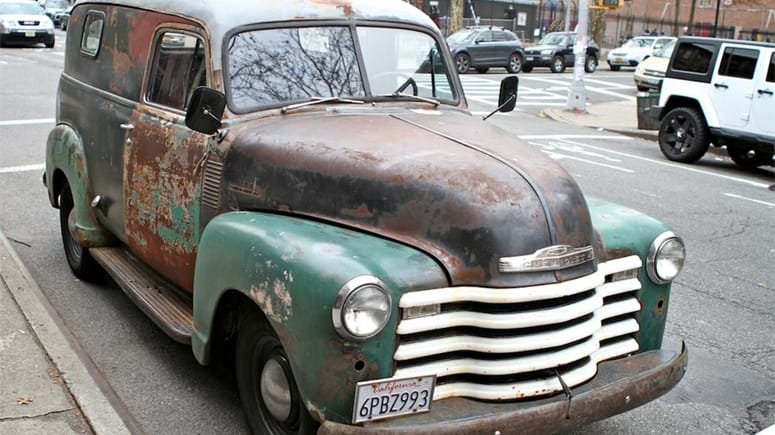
{"left": 191, "top": 211, "right": 447, "bottom": 423}
{"left": 45, "top": 124, "right": 114, "bottom": 246}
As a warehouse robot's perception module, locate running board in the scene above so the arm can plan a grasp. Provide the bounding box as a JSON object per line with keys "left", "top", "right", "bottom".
{"left": 90, "top": 247, "right": 193, "bottom": 344}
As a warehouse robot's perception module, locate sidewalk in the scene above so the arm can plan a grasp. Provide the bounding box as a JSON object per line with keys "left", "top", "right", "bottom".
{"left": 541, "top": 99, "right": 660, "bottom": 142}
{"left": 0, "top": 230, "right": 133, "bottom": 435}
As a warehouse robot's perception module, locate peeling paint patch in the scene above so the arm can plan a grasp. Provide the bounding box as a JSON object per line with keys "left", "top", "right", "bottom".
{"left": 248, "top": 279, "right": 293, "bottom": 323}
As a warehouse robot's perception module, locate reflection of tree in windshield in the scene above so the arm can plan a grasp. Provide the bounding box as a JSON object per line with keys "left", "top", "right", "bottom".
{"left": 228, "top": 27, "right": 365, "bottom": 111}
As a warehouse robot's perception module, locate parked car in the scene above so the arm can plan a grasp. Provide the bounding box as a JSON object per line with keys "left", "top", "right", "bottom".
{"left": 54, "top": 4, "right": 71, "bottom": 30}
{"left": 0, "top": 0, "right": 54, "bottom": 47}
{"left": 607, "top": 36, "right": 676, "bottom": 71}
{"left": 46, "top": 0, "right": 687, "bottom": 433}
{"left": 633, "top": 38, "right": 677, "bottom": 91}
{"left": 446, "top": 26, "right": 524, "bottom": 73}
{"left": 657, "top": 37, "right": 775, "bottom": 168}
{"left": 42, "top": 0, "right": 67, "bottom": 26}
{"left": 523, "top": 31, "right": 599, "bottom": 73}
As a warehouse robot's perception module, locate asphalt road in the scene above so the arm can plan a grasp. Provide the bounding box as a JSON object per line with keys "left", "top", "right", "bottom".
{"left": 1, "top": 31, "right": 773, "bottom": 435}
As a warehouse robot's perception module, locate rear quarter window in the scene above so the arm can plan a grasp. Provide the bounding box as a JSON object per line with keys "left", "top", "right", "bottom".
{"left": 672, "top": 42, "right": 714, "bottom": 74}
{"left": 80, "top": 11, "right": 104, "bottom": 57}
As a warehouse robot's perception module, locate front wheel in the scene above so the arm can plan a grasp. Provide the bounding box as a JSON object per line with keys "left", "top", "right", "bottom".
{"left": 455, "top": 53, "right": 470, "bottom": 74}
{"left": 584, "top": 56, "right": 597, "bottom": 73}
{"left": 609, "top": 64, "right": 621, "bottom": 71}
{"left": 658, "top": 107, "right": 710, "bottom": 163}
{"left": 727, "top": 147, "right": 774, "bottom": 169}
{"left": 59, "top": 184, "right": 101, "bottom": 280}
{"left": 550, "top": 56, "right": 565, "bottom": 73}
{"left": 506, "top": 52, "right": 523, "bottom": 73}
{"left": 236, "top": 312, "right": 317, "bottom": 435}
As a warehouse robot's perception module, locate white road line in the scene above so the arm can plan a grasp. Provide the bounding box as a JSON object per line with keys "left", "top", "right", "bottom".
{"left": 723, "top": 193, "right": 775, "bottom": 208}
{"left": 0, "top": 118, "right": 55, "bottom": 126}
{"left": 548, "top": 137, "right": 772, "bottom": 189}
{"left": 0, "top": 163, "right": 45, "bottom": 174}
{"left": 520, "top": 134, "right": 632, "bottom": 140}
{"left": 518, "top": 76, "right": 636, "bottom": 101}
{"left": 539, "top": 151, "right": 635, "bottom": 173}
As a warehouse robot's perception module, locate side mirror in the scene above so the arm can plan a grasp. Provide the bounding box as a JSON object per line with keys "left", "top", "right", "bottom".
{"left": 483, "top": 76, "right": 518, "bottom": 120}
{"left": 186, "top": 87, "right": 226, "bottom": 135}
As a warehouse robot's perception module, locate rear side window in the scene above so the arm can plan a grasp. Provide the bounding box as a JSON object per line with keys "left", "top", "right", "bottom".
{"left": 718, "top": 47, "right": 759, "bottom": 79}
{"left": 766, "top": 53, "right": 774, "bottom": 83}
{"left": 147, "top": 31, "right": 207, "bottom": 111}
{"left": 672, "top": 42, "right": 714, "bottom": 74}
{"left": 80, "top": 12, "right": 104, "bottom": 57}
{"left": 494, "top": 31, "right": 516, "bottom": 42}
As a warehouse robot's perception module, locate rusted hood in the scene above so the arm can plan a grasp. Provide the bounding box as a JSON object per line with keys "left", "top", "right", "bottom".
{"left": 223, "top": 109, "right": 596, "bottom": 287}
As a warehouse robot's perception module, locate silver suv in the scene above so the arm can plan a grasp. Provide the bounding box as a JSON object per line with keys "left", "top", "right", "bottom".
{"left": 657, "top": 37, "right": 775, "bottom": 168}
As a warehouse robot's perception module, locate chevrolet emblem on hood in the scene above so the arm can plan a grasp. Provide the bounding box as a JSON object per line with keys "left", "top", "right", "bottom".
{"left": 499, "top": 245, "right": 595, "bottom": 273}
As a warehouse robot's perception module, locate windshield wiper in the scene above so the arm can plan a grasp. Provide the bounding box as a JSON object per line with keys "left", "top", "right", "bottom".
{"left": 376, "top": 93, "right": 440, "bottom": 107}
{"left": 281, "top": 96, "right": 364, "bottom": 114}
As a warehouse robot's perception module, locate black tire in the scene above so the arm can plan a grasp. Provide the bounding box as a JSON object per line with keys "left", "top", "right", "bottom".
{"left": 45, "top": 38, "right": 54, "bottom": 48}
{"left": 658, "top": 107, "right": 710, "bottom": 163}
{"left": 474, "top": 67, "right": 489, "bottom": 73}
{"left": 505, "top": 52, "right": 523, "bottom": 73}
{"left": 236, "top": 312, "right": 317, "bottom": 435}
{"left": 455, "top": 53, "right": 470, "bottom": 74}
{"left": 584, "top": 55, "right": 597, "bottom": 73}
{"left": 609, "top": 64, "right": 621, "bottom": 71}
{"left": 727, "top": 147, "right": 774, "bottom": 169}
{"left": 550, "top": 56, "right": 565, "bottom": 73}
{"left": 521, "top": 65, "right": 533, "bottom": 73}
{"left": 59, "top": 184, "right": 101, "bottom": 280}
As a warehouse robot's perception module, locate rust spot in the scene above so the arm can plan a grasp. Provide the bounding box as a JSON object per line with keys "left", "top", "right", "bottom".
{"left": 341, "top": 203, "right": 373, "bottom": 219}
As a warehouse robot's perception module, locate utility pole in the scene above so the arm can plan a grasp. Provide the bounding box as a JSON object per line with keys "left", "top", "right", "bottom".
{"left": 712, "top": 0, "right": 721, "bottom": 37}
{"left": 566, "top": 0, "right": 588, "bottom": 112}
{"left": 564, "top": 0, "right": 571, "bottom": 32}
{"left": 688, "top": 0, "right": 697, "bottom": 35}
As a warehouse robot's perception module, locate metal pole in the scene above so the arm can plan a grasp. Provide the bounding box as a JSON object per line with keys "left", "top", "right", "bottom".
{"left": 566, "top": 0, "right": 588, "bottom": 112}
{"left": 712, "top": 0, "right": 721, "bottom": 37}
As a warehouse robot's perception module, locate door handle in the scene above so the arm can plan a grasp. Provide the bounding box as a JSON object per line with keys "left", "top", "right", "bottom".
{"left": 757, "top": 89, "right": 774, "bottom": 96}
{"left": 120, "top": 123, "right": 135, "bottom": 130}
{"left": 714, "top": 83, "right": 729, "bottom": 89}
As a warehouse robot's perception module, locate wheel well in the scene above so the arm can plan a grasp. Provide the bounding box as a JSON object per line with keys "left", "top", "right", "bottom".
{"left": 660, "top": 96, "right": 704, "bottom": 122}
{"left": 208, "top": 290, "right": 269, "bottom": 365}
{"left": 52, "top": 169, "right": 67, "bottom": 208}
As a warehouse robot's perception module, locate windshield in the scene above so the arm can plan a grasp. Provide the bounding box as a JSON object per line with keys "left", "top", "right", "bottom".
{"left": 655, "top": 39, "right": 676, "bottom": 58}
{"left": 625, "top": 38, "right": 654, "bottom": 48}
{"left": 447, "top": 29, "right": 477, "bottom": 45}
{"left": 540, "top": 33, "right": 570, "bottom": 46}
{"left": 0, "top": 2, "right": 44, "bottom": 14}
{"left": 227, "top": 25, "right": 455, "bottom": 113}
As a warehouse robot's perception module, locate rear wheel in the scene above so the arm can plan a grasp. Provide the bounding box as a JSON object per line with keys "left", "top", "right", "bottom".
{"left": 521, "top": 65, "right": 533, "bottom": 73}
{"left": 236, "top": 311, "right": 317, "bottom": 434}
{"left": 455, "top": 53, "right": 470, "bottom": 74}
{"left": 505, "top": 52, "right": 523, "bottom": 73}
{"left": 59, "top": 184, "right": 101, "bottom": 280}
{"left": 658, "top": 107, "right": 710, "bottom": 163}
{"left": 727, "top": 147, "right": 774, "bottom": 169}
{"left": 584, "top": 55, "right": 597, "bottom": 73}
{"left": 550, "top": 56, "right": 565, "bottom": 73}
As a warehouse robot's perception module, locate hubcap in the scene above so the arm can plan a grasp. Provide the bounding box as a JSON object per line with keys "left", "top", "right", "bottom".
{"left": 260, "top": 357, "right": 292, "bottom": 422}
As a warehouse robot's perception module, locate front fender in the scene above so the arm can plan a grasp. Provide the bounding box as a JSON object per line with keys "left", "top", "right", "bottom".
{"left": 587, "top": 197, "right": 678, "bottom": 352}
{"left": 191, "top": 211, "right": 448, "bottom": 423}
{"left": 45, "top": 124, "right": 114, "bottom": 246}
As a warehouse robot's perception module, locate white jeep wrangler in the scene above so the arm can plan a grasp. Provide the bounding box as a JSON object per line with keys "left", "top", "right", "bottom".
{"left": 657, "top": 37, "right": 775, "bottom": 168}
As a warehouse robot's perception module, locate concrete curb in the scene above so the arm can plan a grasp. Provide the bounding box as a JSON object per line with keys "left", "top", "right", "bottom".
{"left": 0, "top": 229, "right": 135, "bottom": 435}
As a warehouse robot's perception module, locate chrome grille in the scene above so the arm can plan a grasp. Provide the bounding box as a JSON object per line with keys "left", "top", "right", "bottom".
{"left": 394, "top": 256, "right": 642, "bottom": 401}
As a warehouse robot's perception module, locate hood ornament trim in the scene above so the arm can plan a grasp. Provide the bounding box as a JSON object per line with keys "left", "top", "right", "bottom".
{"left": 499, "top": 245, "right": 594, "bottom": 273}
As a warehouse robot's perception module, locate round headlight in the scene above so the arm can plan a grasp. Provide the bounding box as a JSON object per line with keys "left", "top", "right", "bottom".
{"left": 647, "top": 232, "right": 685, "bottom": 284}
{"left": 332, "top": 276, "right": 391, "bottom": 340}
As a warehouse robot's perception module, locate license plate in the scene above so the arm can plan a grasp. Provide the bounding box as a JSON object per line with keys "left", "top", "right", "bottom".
{"left": 25, "top": 31, "right": 35, "bottom": 37}
{"left": 615, "top": 57, "right": 624, "bottom": 63}
{"left": 352, "top": 375, "right": 435, "bottom": 424}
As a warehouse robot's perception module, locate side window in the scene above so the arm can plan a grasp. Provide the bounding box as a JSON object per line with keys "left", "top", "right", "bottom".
{"left": 672, "top": 42, "right": 714, "bottom": 74}
{"left": 767, "top": 53, "right": 775, "bottom": 83}
{"left": 147, "top": 31, "right": 207, "bottom": 111}
{"left": 477, "top": 31, "right": 493, "bottom": 43}
{"left": 718, "top": 47, "right": 758, "bottom": 79}
{"left": 80, "top": 12, "right": 104, "bottom": 57}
